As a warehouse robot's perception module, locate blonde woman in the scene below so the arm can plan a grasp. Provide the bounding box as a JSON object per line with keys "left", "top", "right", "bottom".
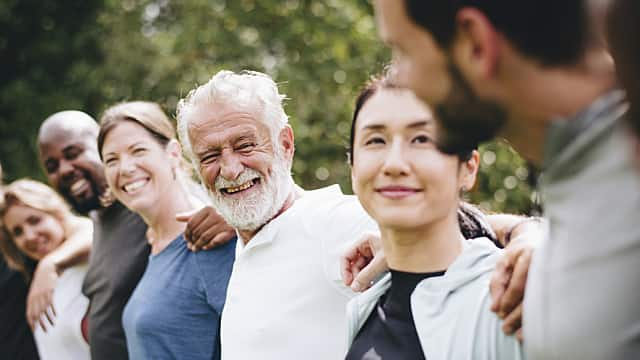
{"left": 0, "top": 179, "right": 92, "bottom": 360}
{"left": 98, "top": 101, "right": 235, "bottom": 360}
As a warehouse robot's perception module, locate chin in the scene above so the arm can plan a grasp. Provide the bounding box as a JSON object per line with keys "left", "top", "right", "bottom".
{"left": 123, "top": 198, "right": 153, "bottom": 215}
{"left": 374, "top": 215, "right": 425, "bottom": 230}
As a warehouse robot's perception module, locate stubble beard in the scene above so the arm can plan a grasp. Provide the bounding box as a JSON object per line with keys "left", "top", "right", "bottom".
{"left": 433, "top": 61, "right": 507, "bottom": 155}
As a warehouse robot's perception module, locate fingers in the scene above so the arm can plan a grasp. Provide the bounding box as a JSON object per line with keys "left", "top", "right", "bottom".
{"left": 190, "top": 226, "right": 219, "bottom": 251}
{"left": 501, "top": 303, "right": 522, "bottom": 336}
{"left": 195, "top": 229, "right": 236, "bottom": 252}
{"left": 175, "top": 209, "right": 199, "bottom": 222}
{"left": 184, "top": 207, "right": 235, "bottom": 251}
{"left": 516, "top": 328, "right": 523, "bottom": 343}
{"left": 43, "top": 306, "right": 55, "bottom": 328}
{"left": 182, "top": 208, "right": 209, "bottom": 244}
{"left": 341, "top": 235, "right": 376, "bottom": 287}
{"left": 341, "top": 232, "right": 383, "bottom": 288}
{"left": 497, "top": 247, "right": 532, "bottom": 317}
{"left": 490, "top": 253, "right": 513, "bottom": 312}
{"left": 351, "top": 253, "right": 388, "bottom": 292}
{"left": 27, "top": 288, "right": 57, "bottom": 331}
{"left": 341, "top": 246, "right": 363, "bottom": 286}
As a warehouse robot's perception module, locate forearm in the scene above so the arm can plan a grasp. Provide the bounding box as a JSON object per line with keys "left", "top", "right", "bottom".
{"left": 486, "top": 213, "right": 542, "bottom": 247}
{"left": 42, "top": 217, "right": 92, "bottom": 272}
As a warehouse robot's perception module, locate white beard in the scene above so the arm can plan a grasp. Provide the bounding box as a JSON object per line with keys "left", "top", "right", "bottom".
{"left": 206, "top": 153, "right": 293, "bottom": 232}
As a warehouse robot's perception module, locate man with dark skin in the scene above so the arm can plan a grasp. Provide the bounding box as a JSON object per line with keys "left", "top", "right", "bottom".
{"left": 35, "top": 110, "right": 234, "bottom": 359}
{"left": 373, "top": 1, "right": 640, "bottom": 359}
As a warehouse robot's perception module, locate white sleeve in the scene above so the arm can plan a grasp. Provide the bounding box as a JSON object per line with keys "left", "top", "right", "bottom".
{"left": 319, "top": 196, "right": 379, "bottom": 297}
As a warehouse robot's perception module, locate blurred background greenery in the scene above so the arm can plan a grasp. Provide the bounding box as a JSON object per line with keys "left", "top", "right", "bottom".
{"left": 0, "top": 0, "right": 538, "bottom": 214}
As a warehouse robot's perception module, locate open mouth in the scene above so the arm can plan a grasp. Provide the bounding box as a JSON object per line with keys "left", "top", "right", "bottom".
{"left": 220, "top": 178, "right": 260, "bottom": 195}
{"left": 70, "top": 178, "right": 90, "bottom": 197}
{"left": 122, "top": 178, "right": 150, "bottom": 194}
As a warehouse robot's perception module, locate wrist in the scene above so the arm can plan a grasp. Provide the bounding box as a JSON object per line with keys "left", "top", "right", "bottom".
{"left": 39, "top": 254, "right": 63, "bottom": 275}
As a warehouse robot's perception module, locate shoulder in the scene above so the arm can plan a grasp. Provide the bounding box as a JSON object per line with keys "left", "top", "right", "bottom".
{"left": 297, "top": 185, "right": 375, "bottom": 234}
{"left": 193, "top": 237, "right": 237, "bottom": 273}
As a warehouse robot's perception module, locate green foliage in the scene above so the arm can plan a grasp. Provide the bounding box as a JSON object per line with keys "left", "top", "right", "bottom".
{"left": 0, "top": 0, "right": 534, "bottom": 214}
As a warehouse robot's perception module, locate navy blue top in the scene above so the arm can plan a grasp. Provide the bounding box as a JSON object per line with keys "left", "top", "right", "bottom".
{"left": 122, "top": 234, "right": 236, "bottom": 360}
{"left": 346, "top": 269, "right": 446, "bottom": 360}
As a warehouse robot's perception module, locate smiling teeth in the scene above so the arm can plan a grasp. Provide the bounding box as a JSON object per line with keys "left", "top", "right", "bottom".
{"left": 70, "top": 179, "right": 87, "bottom": 193}
{"left": 225, "top": 181, "right": 253, "bottom": 194}
{"left": 124, "top": 179, "right": 147, "bottom": 193}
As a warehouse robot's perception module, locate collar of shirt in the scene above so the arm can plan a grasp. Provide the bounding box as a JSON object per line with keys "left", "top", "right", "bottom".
{"left": 543, "top": 89, "right": 627, "bottom": 171}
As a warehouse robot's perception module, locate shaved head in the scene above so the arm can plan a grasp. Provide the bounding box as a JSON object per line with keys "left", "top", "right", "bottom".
{"left": 38, "top": 110, "right": 99, "bottom": 145}
{"left": 38, "top": 110, "right": 105, "bottom": 214}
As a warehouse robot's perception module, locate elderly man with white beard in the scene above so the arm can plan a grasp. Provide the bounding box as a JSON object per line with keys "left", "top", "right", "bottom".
{"left": 176, "top": 70, "right": 377, "bottom": 360}
{"left": 176, "top": 70, "right": 536, "bottom": 360}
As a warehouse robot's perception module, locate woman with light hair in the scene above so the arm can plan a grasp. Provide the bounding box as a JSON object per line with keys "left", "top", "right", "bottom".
{"left": 0, "top": 179, "right": 91, "bottom": 360}
{"left": 98, "top": 101, "right": 235, "bottom": 360}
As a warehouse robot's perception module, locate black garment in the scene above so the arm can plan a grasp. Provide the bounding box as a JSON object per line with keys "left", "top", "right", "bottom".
{"left": 82, "top": 201, "right": 149, "bottom": 360}
{"left": 0, "top": 258, "right": 39, "bottom": 359}
{"left": 345, "top": 269, "right": 446, "bottom": 360}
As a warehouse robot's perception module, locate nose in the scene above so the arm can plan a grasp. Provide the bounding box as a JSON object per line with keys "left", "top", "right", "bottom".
{"left": 219, "top": 152, "right": 244, "bottom": 181}
{"left": 59, "top": 159, "right": 75, "bottom": 180}
{"left": 22, "top": 225, "right": 37, "bottom": 243}
{"left": 118, "top": 155, "right": 137, "bottom": 176}
{"left": 382, "top": 139, "right": 410, "bottom": 177}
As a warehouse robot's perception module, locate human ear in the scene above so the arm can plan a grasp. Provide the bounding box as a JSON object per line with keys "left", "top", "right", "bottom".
{"left": 452, "top": 7, "right": 501, "bottom": 80}
{"left": 459, "top": 150, "right": 480, "bottom": 192}
{"left": 166, "top": 139, "right": 183, "bottom": 169}
{"left": 279, "top": 125, "right": 295, "bottom": 162}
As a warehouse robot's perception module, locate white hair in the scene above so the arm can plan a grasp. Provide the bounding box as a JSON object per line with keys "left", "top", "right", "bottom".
{"left": 176, "top": 70, "right": 289, "bottom": 164}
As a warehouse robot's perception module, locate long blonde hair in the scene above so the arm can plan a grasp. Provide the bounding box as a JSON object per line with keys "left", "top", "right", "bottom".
{"left": 0, "top": 179, "right": 75, "bottom": 278}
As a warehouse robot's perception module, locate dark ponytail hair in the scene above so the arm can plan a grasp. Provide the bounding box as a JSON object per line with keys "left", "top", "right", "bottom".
{"left": 458, "top": 202, "right": 499, "bottom": 246}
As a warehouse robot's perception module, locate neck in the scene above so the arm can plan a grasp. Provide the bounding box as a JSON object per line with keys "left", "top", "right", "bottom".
{"left": 382, "top": 211, "right": 464, "bottom": 273}
{"left": 237, "top": 184, "right": 303, "bottom": 244}
{"left": 500, "top": 49, "right": 616, "bottom": 165}
{"left": 141, "top": 181, "right": 194, "bottom": 252}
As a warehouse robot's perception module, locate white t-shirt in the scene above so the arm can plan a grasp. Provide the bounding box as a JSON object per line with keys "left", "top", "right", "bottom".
{"left": 221, "top": 185, "right": 378, "bottom": 360}
{"left": 34, "top": 264, "right": 90, "bottom": 360}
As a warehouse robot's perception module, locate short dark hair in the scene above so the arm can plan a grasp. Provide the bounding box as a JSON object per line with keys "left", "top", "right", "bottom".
{"left": 349, "top": 69, "right": 474, "bottom": 164}
{"left": 403, "top": 0, "right": 589, "bottom": 66}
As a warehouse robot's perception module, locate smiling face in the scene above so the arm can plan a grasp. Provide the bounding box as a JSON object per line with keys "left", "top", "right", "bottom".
{"left": 351, "top": 88, "right": 477, "bottom": 230}
{"left": 101, "top": 121, "right": 179, "bottom": 216}
{"left": 186, "top": 101, "right": 294, "bottom": 231}
{"left": 3, "top": 203, "right": 65, "bottom": 261}
{"left": 38, "top": 122, "right": 105, "bottom": 215}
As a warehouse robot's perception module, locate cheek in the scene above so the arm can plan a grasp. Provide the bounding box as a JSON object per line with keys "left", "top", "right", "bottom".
{"left": 104, "top": 167, "right": 118, "bottom": 189}
{"left": 422, "top": 158, "right": 461, "bottom": 199}
{"left": 201, "top": 164, "right": 220, "bottom": 188}
{"left": 351, "top": 152, "right": 379, "bottom": 192}
{"left": 42, "top": 219, "right": 65, "bottom": 243}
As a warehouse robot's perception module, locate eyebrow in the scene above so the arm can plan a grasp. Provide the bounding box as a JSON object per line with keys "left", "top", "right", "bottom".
{"left": 234, "top": 134, "right": 256, "bottom": 143}
{"left": 62, "top": 143, "right": 82, "bottom": 152}
{"left": 194, "top": 131, "right": 258, "bottom": 155}
{"left": 362, "top": 119, "right": 432, "bottom": 131}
